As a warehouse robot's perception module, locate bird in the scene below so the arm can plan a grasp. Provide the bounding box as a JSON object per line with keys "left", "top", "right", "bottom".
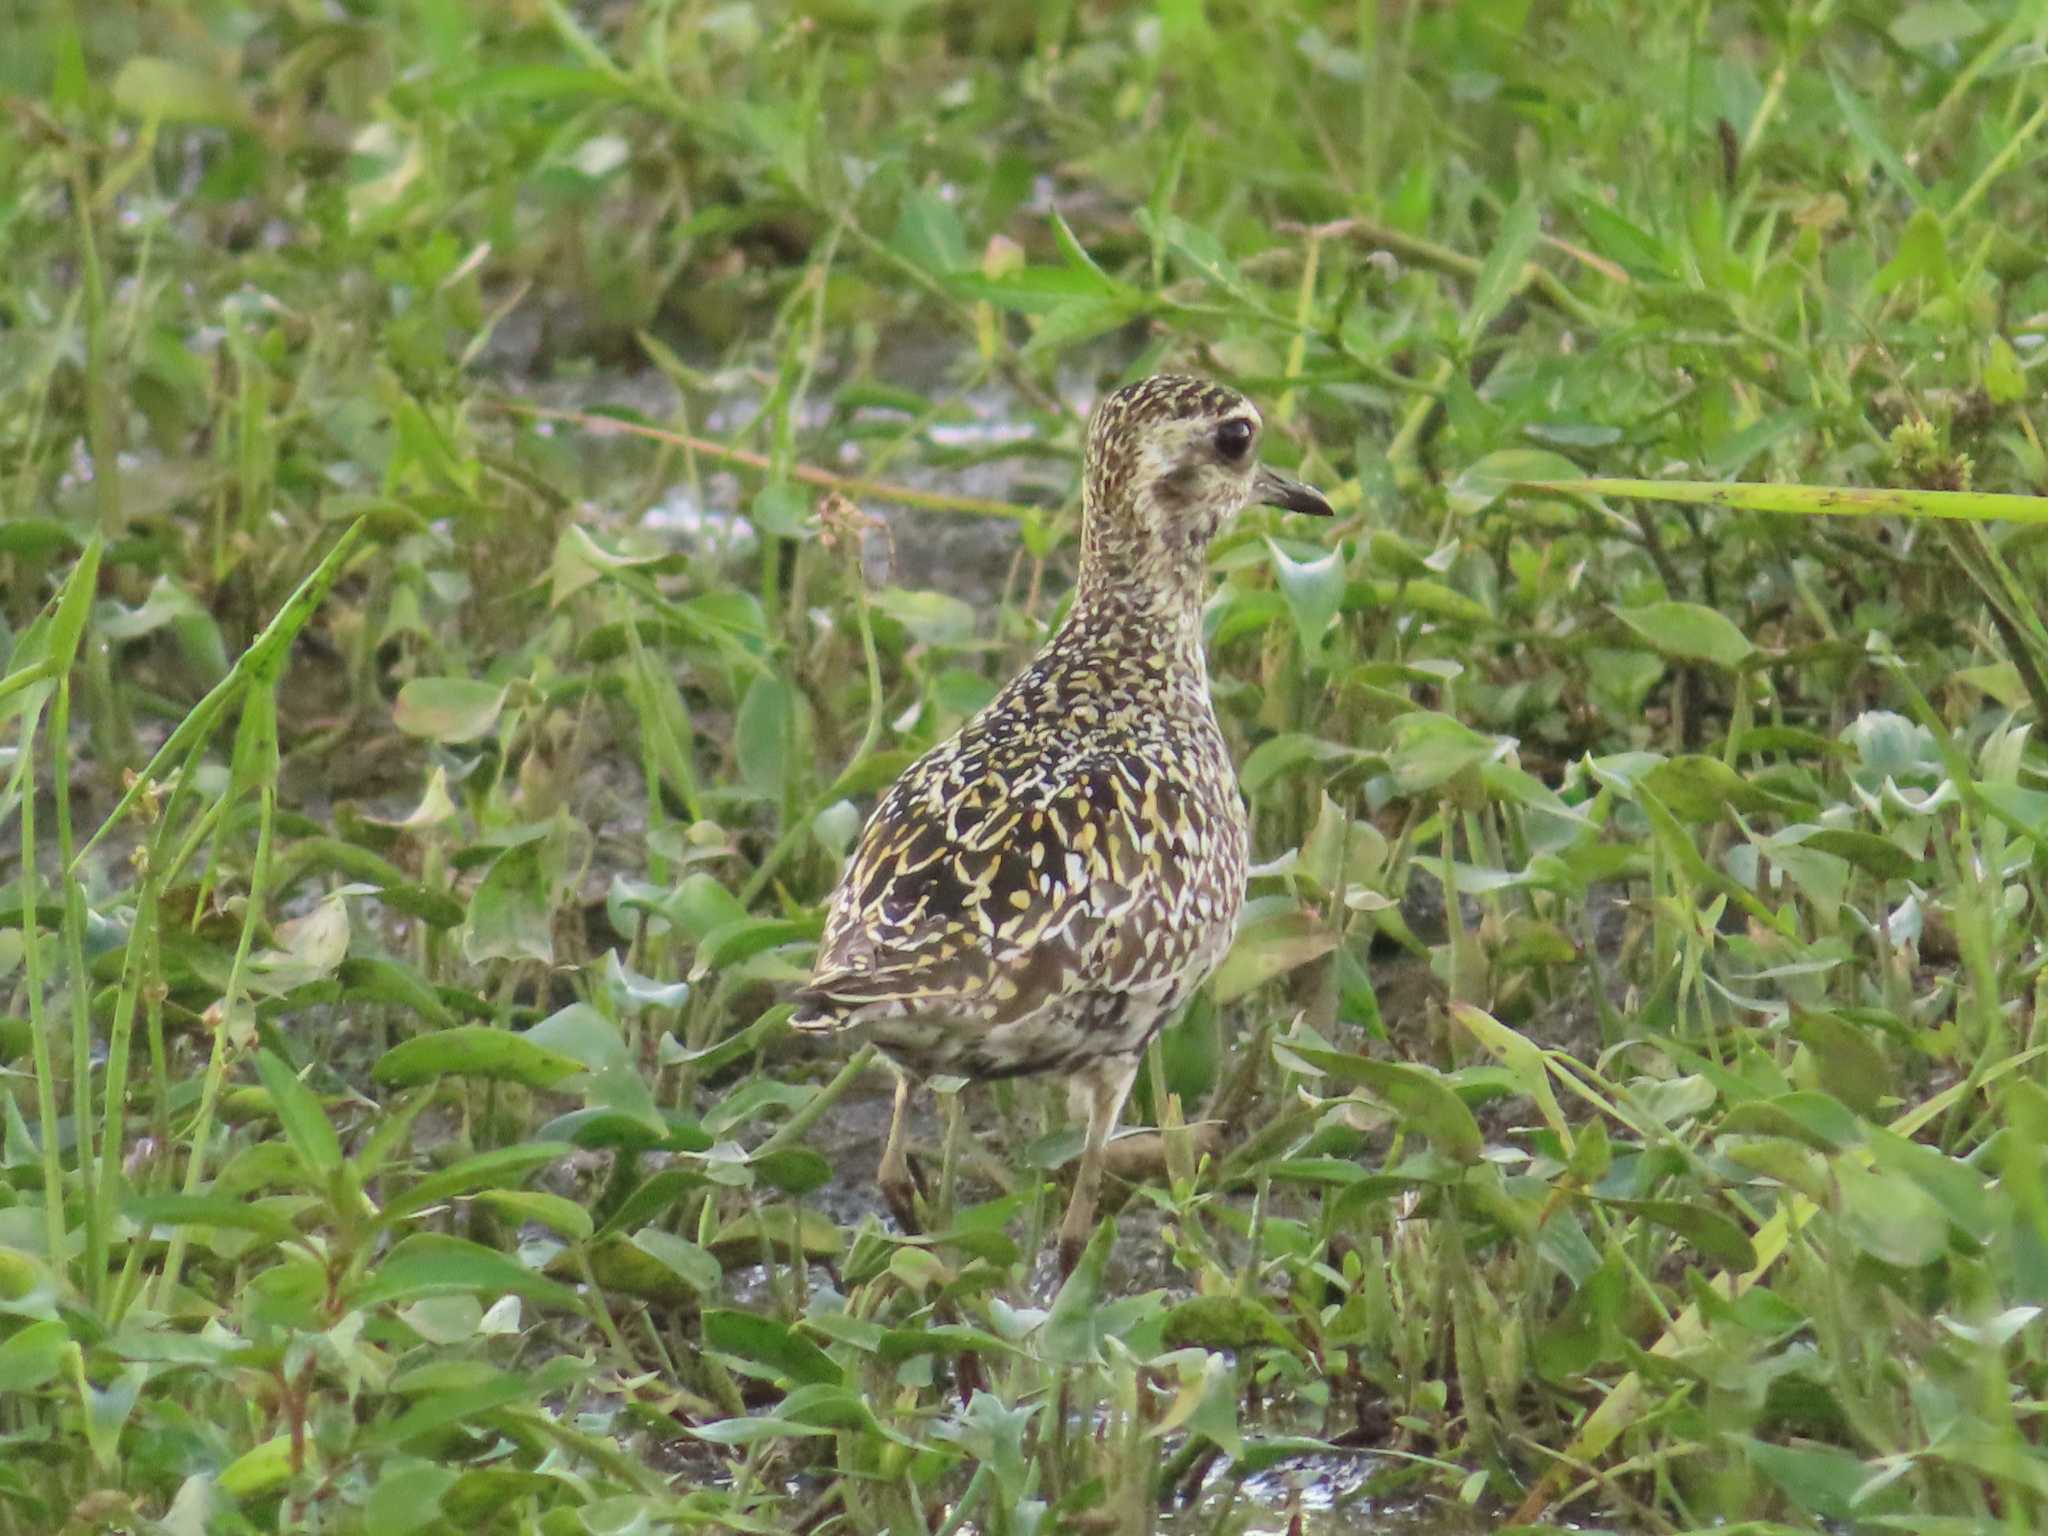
{"left": 792, "top": 374, "right": 1333, "bottom": 1276}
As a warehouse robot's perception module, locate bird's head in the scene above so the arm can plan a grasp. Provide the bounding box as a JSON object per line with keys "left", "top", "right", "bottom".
{"left": 1079, "top": 374, "right": 1331, "bottom": 601}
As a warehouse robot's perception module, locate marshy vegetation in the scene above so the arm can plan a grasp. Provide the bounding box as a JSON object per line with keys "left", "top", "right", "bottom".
{"left": 6, "top": 1, "right": 2048, "bottom": 1532}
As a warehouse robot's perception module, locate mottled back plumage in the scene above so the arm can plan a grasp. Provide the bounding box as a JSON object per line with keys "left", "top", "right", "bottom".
{"left": 793, "top": 375, "right": 1329, "bottom": 1090}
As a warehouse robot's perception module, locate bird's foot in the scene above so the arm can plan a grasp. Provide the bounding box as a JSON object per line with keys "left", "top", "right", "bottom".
{"left": 879, "top": 1154, "right": 927, "bottom": 1237}
{"left": 951, "top": 1349, "right": 987, "bottom": 1406}
{"left": 1098, "top": 1120, "right": 1225, "bottom": 1181}
{"left": 1055, "top": 1228, "right": 1086, "bottom": 1282}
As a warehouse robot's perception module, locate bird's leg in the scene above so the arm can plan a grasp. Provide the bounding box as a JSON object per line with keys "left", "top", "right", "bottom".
{"left": 877, "top": 1071, "right": 924, "bottom": 1234}
{"left": 1056, "top": 1056, "right": 1140, "bottom": 1278}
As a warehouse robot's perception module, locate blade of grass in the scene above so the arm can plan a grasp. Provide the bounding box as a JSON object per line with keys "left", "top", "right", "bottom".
{"left": 1936, "top": 522, "right": 2048, "bottom": 724}
{"left": 72, "top": 517, "right": 369, "bottom": 873}
{"left": 154, "top": 686, "right": 282, "bottom": 1313}
{"left": 1520, "top": 477, "right": 2048, "bottom": 524}
{"left": 18, "top": 542, "right": 103, "bottom": 1289}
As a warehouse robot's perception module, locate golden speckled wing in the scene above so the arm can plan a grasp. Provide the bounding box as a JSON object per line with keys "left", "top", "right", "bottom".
{"left": 792, "top": 683, "right": 1247, "bottom": 1078}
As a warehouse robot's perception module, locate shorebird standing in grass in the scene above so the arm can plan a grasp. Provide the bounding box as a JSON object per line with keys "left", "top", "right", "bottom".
{"left": 793, "top": 374, "right": 1333, "bottom": 1276}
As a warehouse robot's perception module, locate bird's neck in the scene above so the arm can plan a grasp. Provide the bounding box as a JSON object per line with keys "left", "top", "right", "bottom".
{"left": 1062, "top": 479, "right": 1214, "bottom": 681}
{"left": 1056, "top": 563, "right": 1211, "bottom": 691}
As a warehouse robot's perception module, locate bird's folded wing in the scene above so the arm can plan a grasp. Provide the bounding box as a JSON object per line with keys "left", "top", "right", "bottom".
{"left": 796, "top": 753, "right": 1189, "bottom": 1029}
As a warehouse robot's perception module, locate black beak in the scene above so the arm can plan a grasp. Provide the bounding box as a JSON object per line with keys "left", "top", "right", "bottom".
{"left": 1253, "top": 464, "right": 1334, "bottom": 518}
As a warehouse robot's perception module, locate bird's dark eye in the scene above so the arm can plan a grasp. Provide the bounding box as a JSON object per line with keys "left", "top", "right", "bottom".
{"left": 1214, "top": 417, "right": 1255, "bottom": 462}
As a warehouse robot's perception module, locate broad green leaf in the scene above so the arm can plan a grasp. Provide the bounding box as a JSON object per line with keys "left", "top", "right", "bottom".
{"left": 250, "top": 896, "right": 351, "bottom": 991}
{"left": 1641, "top": 754, "right": 1798, "bottom": 822}
{"left": 1869, "top": 1128, "right": 1995, "bottom": 1244}
{"left": 708, "top": 1207, "right": 843, "bottom": 1263}
{"left": 1277, "top": 1042, "right": 1484, "bottom": 1163}
{"left": 1450, "top": 1004, "right": 1568, "bottom": 1143}
{"left": 112, "top": 57, "right": 250, "bottom": 125}
{"left": 1829, "top": 72, "right": 1929, "bottom": 204}
{"left": 1025, "top": 295, "right": 1144, "bottom": 354}
{"left": 1972, "top": 781, "right": 2048, "bottom": 842}
{"left": 1267, "top": 540, "right": 1345, "bottom": 659}
{"left": 1042, "top": 1220, "right": 1163, "bottom": 1365}
{"left": 947, "top": 265, "right": 1129, "bottom": 313}
{"left": 604, "top": 949, "right": 691, "bottom": 1011}
{"left": 462, "top": 839, "right": 554, "bottom": 965}
{"left": 254, "top": 1050, "right": 342, "bottom": 1181}
{"left": 704, "top": 1309, "right": 842, "bottom": 1386}
{"left": 1448, "top": 448, "right": 1581, "bottom": 515}
{"left": 690, "top": 1413, "right": 832, "bottom": 1445}
{"left": 592, "top": 1168, "right": 710, "bottom": 1241}
{"left": 1720, "top": 1090, "right": 1864, "bottom": 1151}
{"left": 1798, "top": 828, "right": 1919, "bottom": 880}
{"left": 525, "top": 1003, "right": 630, "bottom": 1071}
{"left": 1146, "top": 210, "right": 1254, "bottom": 304}
{"left": 440, "top": 1469, "right": 561, "bottom": 1522}
{"left": 702, "top": 1077, "right": 814, "bottom": 1136}
{"left": 475, "top": 1189, "right": 593, "bottom": 1243}
{"left": 1739, "top": 1437, "right": 1876, "bottom": 1522}
{"left": 1874, "top": 207, "right": 1952, "bottom": 294}
{"left": 871, "top": 586, "right": 978, "bottom": 645}
{"left": 735, "top": 674, "right": 796, "bottom": 799}
{"left": 1789, "top": 1010, "right": 1893, "bottom": 1116}
{"left": 1590, "top": 1196, "right": 1757, "bottom": 1271}
{"left": 751, "top": 481, "right": 809, "bottom": 538}
{"left": 393, "top": 677, "right": 507, "bottom": 743}
{"left": 1889, "top": 2, "right": 1987, "bottom": 51}
{"left": 1955, "top": 661, "right": 2028, "bottom": 707}
{"left": 628, "top": 1228, "right": 723, "bottom": 1295}
{"left": 752, "top": 1146, "right": 833, "bottom": 1195}
{"left": 691, "top": 914, "right": 822, "bottom": 977}
{"left": 218, "top": 1435, "right": 294, "bottom": 1497}
{"left": 1384, "top": 577, "right": 1493, "bottom": 625}
{"left": 1613, "top": 602, "right": 1755, "bottom": 669}
{"left": 125, "top": 1194, "right": 302, "bottom": 1247}
{"left": 666, "top": 872, "right": 753, "bottom": 940}
{"left": 1239, "top": 733, "right": 1369, "bottom": 795}
{"left": 892, "top": 188, "right": 968, "bottom": 277}
{"left": 0, "top": 518, "right": 85, "bottom": 559}
{"left": 0, "top": 1319, "right": 69, "bottom": 1392}
{"left": 876, "top": 1322, "right": 1015, "bottom": 1361}
{"left": 1210, "top": 910, "right": 1336, "bottom": 1003}
{"left": 354, "top": 1233, "right": 580, "bottom": 1309}
{"left": 372, "top": 1025, "right": 586, "bottom": 1089}
{"left": 1050, "top": 205, "right": 1118, "bottom": 287}
{"left": 1836, "top": 1161, "right": 1948, "bottom": 1266}
{"left": 1387, "top": 710, "right": 1498, "bottom": 793}
{"left": 1465, "top": 195, "right": 1541, "bottom": 343}
{"left": 364, "top": 1460, "right": 460, "bottom": 1536}
{"left": 379, "top": 1144, "right": 575, "bottom": 1224}
{"left": 538, "top": 1106, "right": 700, "bottom": 1153}
{"left": 374, "top": 1357, "right": 585, "bottom": 1450}
{"left": 1987, "top": 336, "right": 2027, "bottom": 405}
{"left": 1566, "top": 195, "right": 1676, "bottom": 280}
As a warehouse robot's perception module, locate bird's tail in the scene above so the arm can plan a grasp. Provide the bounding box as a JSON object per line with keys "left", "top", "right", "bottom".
{"left": 789, "top": 966, "right": 938, "bottom": 1034}
{"left": 788, "top": 990, "right": 849, "bottom": 1034}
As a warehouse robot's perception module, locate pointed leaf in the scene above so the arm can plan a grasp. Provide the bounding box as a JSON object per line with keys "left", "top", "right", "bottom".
{"left": 1613, "top": 601, "right": 1754, "bottom": 670}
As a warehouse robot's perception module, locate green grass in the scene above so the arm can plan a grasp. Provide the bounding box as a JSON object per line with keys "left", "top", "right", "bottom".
{"left": 5, "top": 1, "right": 2048, "bottom": 1532}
